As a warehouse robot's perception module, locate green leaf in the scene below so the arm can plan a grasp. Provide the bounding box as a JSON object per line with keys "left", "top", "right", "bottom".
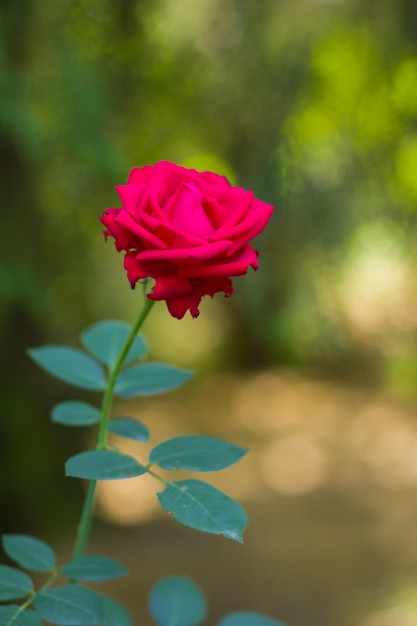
{"left": 2, "top": 534, "right": 55, "bottom": 572}
{"left": 157, "top": 480, "right": 248, "bottom": 542}
{"left": 52, "top": 401, "right": 100, "bottom": 427}
{"left": 115, "top": 363, "right": 192, "bottom": 398}
{"left": 98, "top": 593, "right": 132, "bottom": 626}
{"left": 149, "top": 576, "right": 207, "bottom": 626}
{"left": 81, "top": 320, "right": 147, "bottom": 367}
{"left": 107, "top": 417, "right": 149, "bottom": 442}
{"left": 149, "top": 435, "right": 248, "bottom": 472}
{"left": 0, "top": 565, "right": 33, "bottom": 600}
{"left": 61, "top": 555, "right": 127, "bottom": 582}
{"left": 65, "top": 450, "right": 147, "bottom": 480}
{"left": 0, "top": 605, "right": 42, "bottom": 626}
{"left": 27, "top": 346, "right": 106, "bottom": 391}
{"left": 217, "top": 613, "right": 286, "bottom": 626}
{"left": 34, "top": 584, "right": 103, "bottom": 625}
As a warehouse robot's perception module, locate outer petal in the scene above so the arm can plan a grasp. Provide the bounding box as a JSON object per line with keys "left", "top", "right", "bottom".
{"left": 198, "top": 171, "right": 231, "bottom": 187}
{"left": 151, "top": 161, "right": 194, "bottom": 195}
{"left": 209, "top": 198, "right": 274, "bottom": 251}
{"left": 141, "top": 208, "right": 208, "bottom": 247}
{"left": 127, "top": 165, "right": 155, "bottom": 184}
{"left": 124, "top": 251, "right": 149, "bottom": 286}
{"left": 115, "top": 210, "right": 168, "bottom": 249}
{"left": 137, "top": 240, "right": 232, "bottom": 264}
{"left": 203, "top": 186, "right": 253, "bottom": 231}
{"left": 100, "top": 209, "right": 136, "bottom": 251}
{"left": 148, "top": 276, "right": 201, "bottom": 319}
{"left": 162, "top": 279, "right": 232, "bottom": 319}
{"left": 178, "top": 245, "right": 259, "bottom": 279}
{"left": 148, "top": 275, "right": 194, "bottom": 300}
{"left": 199, "top": 276, "right": 233, "bottom": 298}
{"left": 116, "top": 184, "right": 147, "bottom": 215}
{"left": 165, "top": 294, "right": 201, "bottom": 319}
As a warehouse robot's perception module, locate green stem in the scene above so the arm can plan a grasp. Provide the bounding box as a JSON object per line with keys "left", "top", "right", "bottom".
{"left": 72, "top": 298, "right": 155, "bottom": 558}
{"left": 73, "top": 480, "right": 97, "bottom": 558}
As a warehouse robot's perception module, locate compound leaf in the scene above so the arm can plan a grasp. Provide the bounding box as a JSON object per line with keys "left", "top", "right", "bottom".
{"left": 81, "top": 320, "right": 147, "bottom": 368}
{"left": 34, "top": 584, "right": 103, "bottom": 625}
{"left": 61, "top": 556, "right": 127, "bottom": 582}
{"left": 2, "top": 534, "right": 55, "bottom": 572}
{"left": 150, "top": 435, "right": 247, "bottom": 472}
{"left": 52, "top": 401, "right": 100, "bottom": 427}
{"left": 107, "top": 417, "right": 149, "bottom": 442}
{"left": 157, "top": 480, "right": 247, "bottom": 542}
{"left": 0, "top": 565, "right": 33, "bottom": 601}
{"left": 115, "top": 363, "right": 192, "bottom": 398}
{"left": 65, "top": 451, "right": 147, "bottom": 480}
{"left": 27, "top": 346, "right": 105, "bottom": 391}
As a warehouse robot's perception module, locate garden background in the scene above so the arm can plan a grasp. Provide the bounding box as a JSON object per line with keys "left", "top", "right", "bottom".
{"left": 2, "top": 1, "right": 417, "bottom": 624}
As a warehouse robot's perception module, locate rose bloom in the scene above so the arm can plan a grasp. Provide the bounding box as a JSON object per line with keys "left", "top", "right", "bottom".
{"left": 101, "top": 161, "right": 274, "bottom": 319}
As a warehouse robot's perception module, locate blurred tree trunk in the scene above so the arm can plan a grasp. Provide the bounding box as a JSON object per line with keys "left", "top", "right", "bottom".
{"left": 0, "top": 0, "right": 72, "bottom": 533}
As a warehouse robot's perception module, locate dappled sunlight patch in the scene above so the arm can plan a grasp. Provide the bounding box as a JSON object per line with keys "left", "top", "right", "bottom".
{"left": 362, "top": 606, "right": 417, "bottom": 626}
{"left": 338, "top": 222, "right": 411, "bottom": 341}
{"left": 349, "top": 402, "right": 417, "bottom": 487}
{"left": 233, "top": 372, "right": 301, "bottom": 434}
{"left": 260, "top": 435, "right": 327, "bottom": 495}
{"left": 361, "top": 582, "right": 417, "bottom": 626}
{"left": 96, "top": 473, "right": 159, "bottom": 525}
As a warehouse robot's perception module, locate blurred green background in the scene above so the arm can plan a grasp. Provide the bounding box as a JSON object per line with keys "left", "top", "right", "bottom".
{"left": 2, "top": 0, "right": 417, "bottom": 624}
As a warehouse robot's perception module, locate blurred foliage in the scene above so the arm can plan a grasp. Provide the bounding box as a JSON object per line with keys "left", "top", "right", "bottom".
{"left": 1, "top": 0, "right": 417, "bottom": 539}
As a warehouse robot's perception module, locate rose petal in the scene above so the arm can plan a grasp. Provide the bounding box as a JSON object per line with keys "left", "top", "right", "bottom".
{"left": 141, "top": 204, "right": 208, "bottom": 247}
{"left": 201, "top": 196, "right": 228, "bottom": 230}
{"left": 198, "top": 171, "right": 231, "bottom": 187}
{"left": 148, "top": 275, "right": 201, "bottom": 319}
{"left": 165, "top": 294, "right": 201, "bottom": 319}
{"left": 115, "top": 210, "right": 168, "bottom": 249}
{"left": 116, "top": 184, "right": 147, "bottom": 215}
{"left": 210, "top": 199, "right": 274, "bottom": 254}
{"left": 153, "top": 161, "right": 194, "bottom": 193}
{"left": 148, "top": 275, "right": 194, "bottom": 299}
{"left": 137, "top": 240, "right": 232, "bottom": 264}
{"left": 165, "top": 181, "right": 216, "bottom": 237}
{"left": 124, "top": 251, "right": 149, "bottom": 286}
{"left": 203, "top": 185, "right": 252, "bottom": 230}
{"left": 127, "top": 165, "right": 155, "bottom": 184}
{"left": 148, "top": 274, "right": 234, "bottom": 319}
{"left": 100, "top": 209, "right": 137, "bottom": 252}
{"left": 130, "top": 161, "right": 197, "bottom": 201}
{"left": 178, "top": 245, "right": 259, "bottom": 278}
{"left": 199, "top": 276, "right": 233, "bottom": 298}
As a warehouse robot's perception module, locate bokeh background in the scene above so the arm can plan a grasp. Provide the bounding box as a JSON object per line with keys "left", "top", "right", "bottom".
{"left": 2, "top": 0, "right": 417, "bottom": 624}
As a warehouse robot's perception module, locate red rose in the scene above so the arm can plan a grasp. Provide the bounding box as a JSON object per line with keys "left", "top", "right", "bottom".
{"left": 100, "top": 161, "right": 274, "bottom": 319}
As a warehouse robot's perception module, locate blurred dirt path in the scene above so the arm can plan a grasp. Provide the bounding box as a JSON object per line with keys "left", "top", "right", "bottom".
{"left": 59, "top": 371, "right": 417, "bottom": 626}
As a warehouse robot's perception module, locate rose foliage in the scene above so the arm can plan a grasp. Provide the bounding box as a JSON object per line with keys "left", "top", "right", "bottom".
{"left": 101, "top": 161, "right": 274, "bottom": 319}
